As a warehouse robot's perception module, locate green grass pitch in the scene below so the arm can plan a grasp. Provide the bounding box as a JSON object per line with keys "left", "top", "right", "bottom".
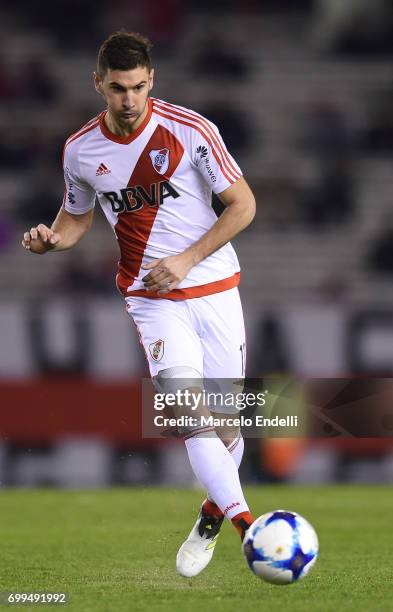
{"left": 0, "top": 486, "right": 391, "bottom": 612}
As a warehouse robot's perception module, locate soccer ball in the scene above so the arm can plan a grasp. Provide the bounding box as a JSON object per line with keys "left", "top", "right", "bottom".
{"left": 242, "top": 510, "right": 318, "bottom": 585}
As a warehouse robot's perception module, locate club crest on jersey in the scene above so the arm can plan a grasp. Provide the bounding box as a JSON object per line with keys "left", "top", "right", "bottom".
{"left": 149, "top": 148, "right": 170, "bottom": 175}
{"left": 149, "top": 339, "right": 164, "bottom": 362}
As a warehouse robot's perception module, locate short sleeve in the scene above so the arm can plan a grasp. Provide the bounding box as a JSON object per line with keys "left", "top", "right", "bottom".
{"left": 62, "top": 143, "right": 96, "bottom": 214}
{"left": 192, "top": 120, "right": 243, "bottom": 194}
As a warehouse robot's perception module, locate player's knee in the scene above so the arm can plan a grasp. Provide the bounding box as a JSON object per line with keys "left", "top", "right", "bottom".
{"left": 215, "top": 420, "right": 241, "bottom": 448}
{"left": 154, "top": 366, "right": 203, "bottom": 394}
{"left": 154, "top": 366, "right": 212, "bottom": 438}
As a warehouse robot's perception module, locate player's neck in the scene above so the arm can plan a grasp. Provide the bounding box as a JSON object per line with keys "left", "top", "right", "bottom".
{"left": 105, "top": 101, "right": 149, "bottom": 137}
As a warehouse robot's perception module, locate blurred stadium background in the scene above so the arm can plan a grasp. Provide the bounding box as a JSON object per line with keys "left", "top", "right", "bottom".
{"left": 1, "top": 0, "right": 393, "bottom": 488}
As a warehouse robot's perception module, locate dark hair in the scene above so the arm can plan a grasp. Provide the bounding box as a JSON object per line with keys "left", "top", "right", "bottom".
{"left": 97, "top": 31, "right": 152, "bottom": 76}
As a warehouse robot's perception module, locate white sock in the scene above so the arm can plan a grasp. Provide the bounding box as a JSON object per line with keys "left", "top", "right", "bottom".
{"left": 185, "top": 432, "right": 249, "bottom": 519}
{"left": 207, "top": 433, "right": 244, "bottom": 506}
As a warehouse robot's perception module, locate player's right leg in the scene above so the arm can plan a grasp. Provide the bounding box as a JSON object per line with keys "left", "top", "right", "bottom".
{"left": 125, "top": 295, "right": 253, "bottom": 577}
{"left": 178, "top": 286, "right": 253, "bottom": 573}
{"left": 166, "top": 376, "right": 253, "bottom": 575}
{"left": 176, "top": 430, "right": 244, "bottom": 577}
{"left": 126, "top": 296, "right": 222, "bottom": 574}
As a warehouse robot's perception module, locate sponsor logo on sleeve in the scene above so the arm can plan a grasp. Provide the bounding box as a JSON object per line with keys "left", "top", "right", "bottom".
{"left": 196, "top": 145, "right": 208, "bottom": 160}
{"left": 195, "top": 145, "right": 216, "bottom": 183}
{"left": 65, "top": 166, "right": 76, "bottom": 204}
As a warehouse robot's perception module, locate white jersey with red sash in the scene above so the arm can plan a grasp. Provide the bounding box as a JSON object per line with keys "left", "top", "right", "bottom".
{"left": 62, "top": 97, "right": 243, "bottom": 300}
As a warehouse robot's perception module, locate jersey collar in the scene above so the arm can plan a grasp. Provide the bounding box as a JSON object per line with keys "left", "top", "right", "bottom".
{"left": 99, "top": 97, "right": 153, "bottom": 145}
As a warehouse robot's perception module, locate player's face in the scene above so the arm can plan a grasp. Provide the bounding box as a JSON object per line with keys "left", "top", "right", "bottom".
{"left": 95, "top": 66, "right": 154, "bottom": 132}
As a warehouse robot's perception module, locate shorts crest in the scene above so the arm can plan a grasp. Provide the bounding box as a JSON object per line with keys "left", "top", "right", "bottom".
{"left": 149, "top": 339, "right": 164, "bottom": 362}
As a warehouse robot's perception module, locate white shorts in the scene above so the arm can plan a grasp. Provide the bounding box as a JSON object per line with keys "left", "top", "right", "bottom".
{"left": 125, "top": 287, "right": 246, "bottom": 382}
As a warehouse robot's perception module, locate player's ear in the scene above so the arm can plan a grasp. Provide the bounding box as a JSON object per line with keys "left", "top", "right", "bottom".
{"left": 148, "top": 68, "right": 154, "bottom": 92}
{"left": 93, "top": 72, "right": 104, "bottom": 96}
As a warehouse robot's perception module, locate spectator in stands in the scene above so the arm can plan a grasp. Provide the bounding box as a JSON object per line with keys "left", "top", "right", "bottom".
{"left": 362, "top": 83, "right": 393, "bottom": 153}
{"left": 0, "top": 128, "right": 36, "bottom": 171}
{"left": 23, "top": 58, "right": 58, "bottom": 103}
{"left": 60, "top": 254, "right": 103, "bottom": 296}
{"left": 0, "top": 215, "right": 13, "bottom": 252}
{"left": 311, "top": 0, "right": 393, "bottom": 55}
{"left": 142, "top": 0, "right": 185, "bottom": 54}
{"left": 197, "top": 100, "right": 253, "bottom": 157}
{"left": 300, "top": 99, "right": 353, "bottom": 158}
{"left": 301, "top": 158, "right": 355, "bottom": 229}
{"left": 26, "top": 0, "right": 104, "bottom": 50}
{"left": 251, "top": 176, "right": 301, "bottom": 231}
{"left": 193, "top": 34, "right": 249, "bottom": 80}
{"left": 366, "top": 218, "right": 393, "bottom": 277}
{"left": 18, "top": 158, "right": 63, "bottom": 226}
{"left": 248, "top": 314, "right": 290, "bottom": 377}
{"left": 0, "top": 56, "right": 17, "bottom": 99}
{"left": 61, "top": 250, "right": 121, "bottom": 297}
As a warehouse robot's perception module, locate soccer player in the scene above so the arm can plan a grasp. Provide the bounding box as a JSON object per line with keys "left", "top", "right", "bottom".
{"left": 21, "top": 32, "right": 256, "bottom": 577}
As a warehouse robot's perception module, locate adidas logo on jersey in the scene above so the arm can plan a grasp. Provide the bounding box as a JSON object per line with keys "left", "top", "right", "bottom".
{"left": 96, "top": 163, "right": 111, "bottom": 176}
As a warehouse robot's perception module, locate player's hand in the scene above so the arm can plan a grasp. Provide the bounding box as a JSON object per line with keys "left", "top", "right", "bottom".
{"left": 21, "top": 224, "right": 61, "bottom": 254}
{"left": 141, "top": 253, "right": 194, "bottom": 295}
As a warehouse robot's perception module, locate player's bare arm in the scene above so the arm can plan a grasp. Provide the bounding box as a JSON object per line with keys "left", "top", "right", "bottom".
{"left": 21, "top": 208, "right": 94, "bottom": 254}
{"left": 142, "top": 176, "right": 256, "bottom": 295}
